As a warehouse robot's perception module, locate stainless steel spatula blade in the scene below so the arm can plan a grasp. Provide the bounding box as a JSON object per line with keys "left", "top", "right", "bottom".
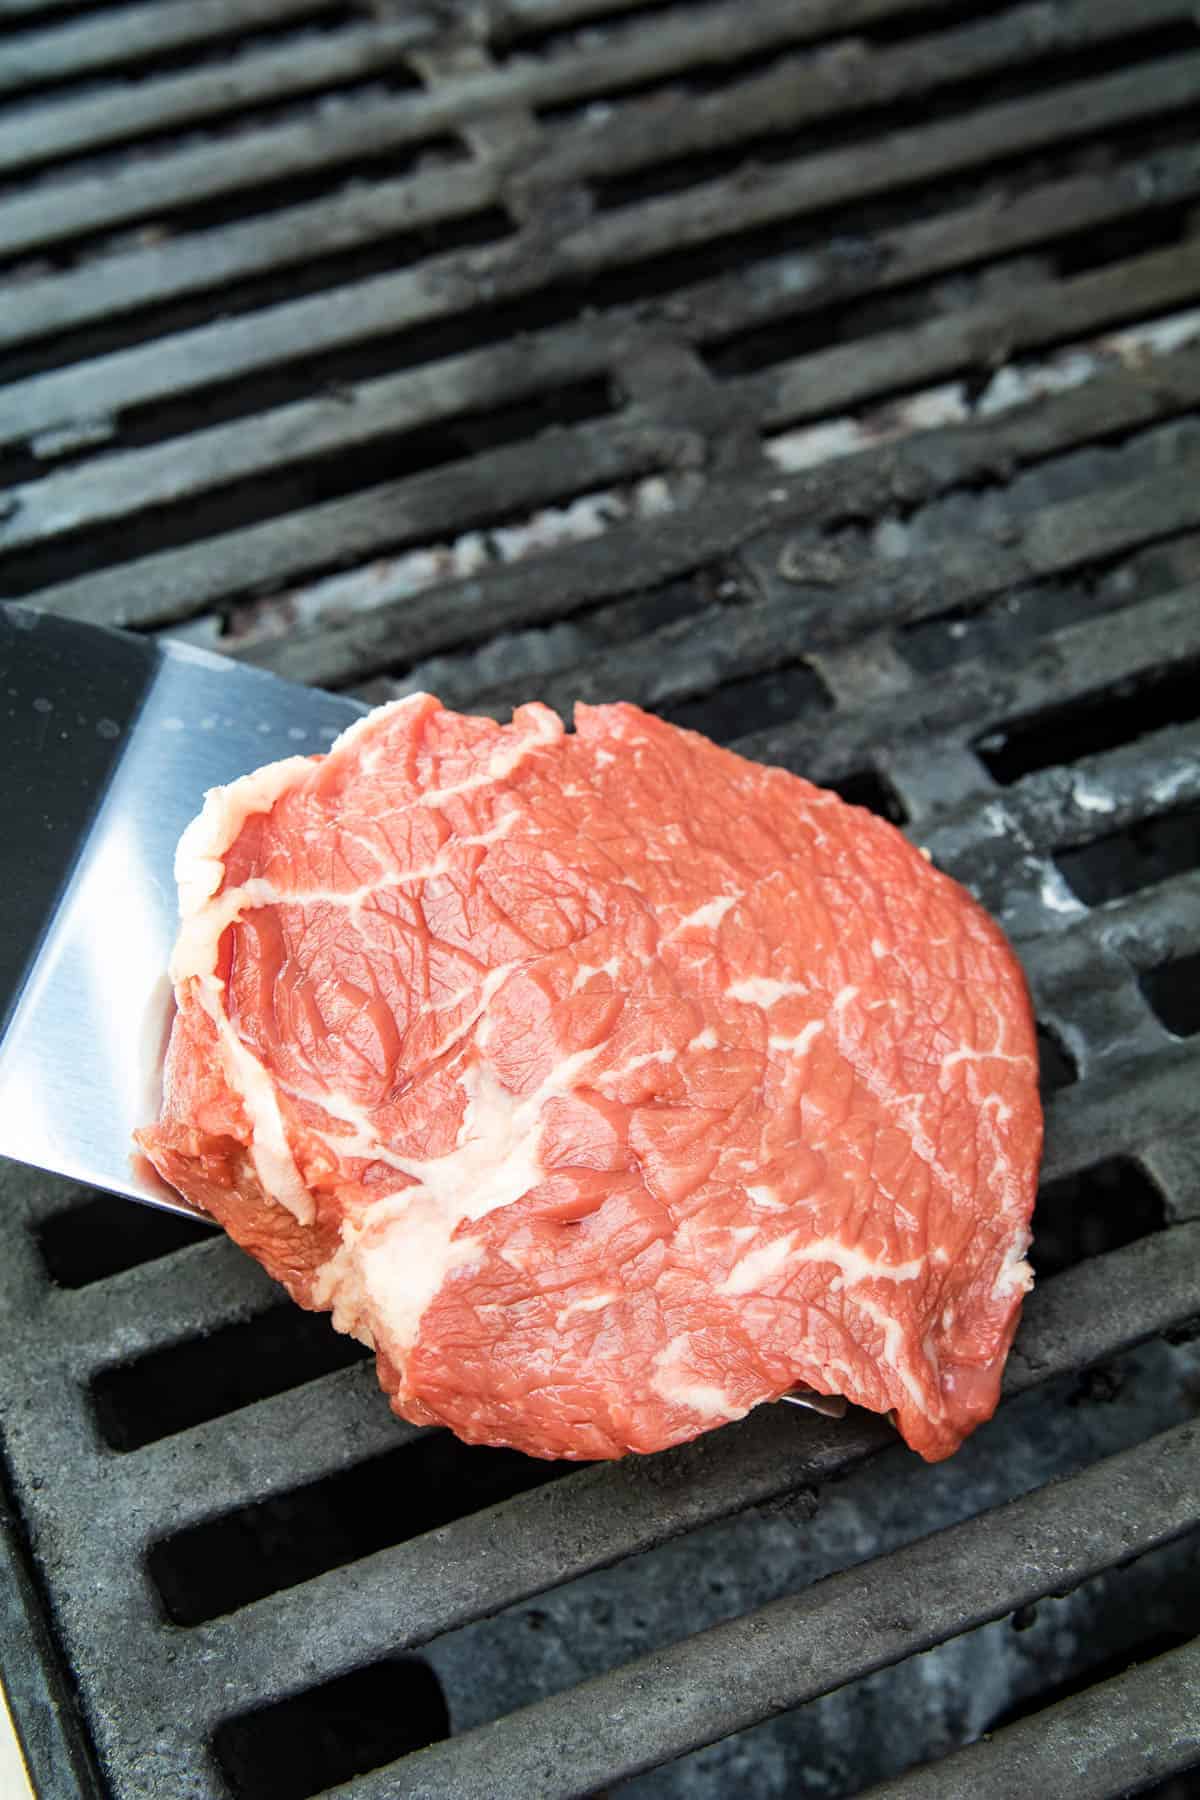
{"left": 0, "top": 604, "right": 363, "bottom": 1215}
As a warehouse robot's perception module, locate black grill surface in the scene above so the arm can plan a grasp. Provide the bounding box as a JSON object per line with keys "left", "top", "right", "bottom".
{"left": 2, "top": 0, "right": 1200, "bottom": 1796}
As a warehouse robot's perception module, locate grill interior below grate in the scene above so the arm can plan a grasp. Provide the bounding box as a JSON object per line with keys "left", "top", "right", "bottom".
{"left": 2, "top": 0, "right": 1200, "bottom": 1797}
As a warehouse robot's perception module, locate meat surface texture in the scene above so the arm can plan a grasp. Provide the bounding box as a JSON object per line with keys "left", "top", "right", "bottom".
{"left": 138, "top": 696, "right": 1041, "bottom": 1463}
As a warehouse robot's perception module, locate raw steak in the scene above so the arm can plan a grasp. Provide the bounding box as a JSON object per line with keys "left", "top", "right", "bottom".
{"left": 138, "top": 696, "right": 1041, "bottom": 1462}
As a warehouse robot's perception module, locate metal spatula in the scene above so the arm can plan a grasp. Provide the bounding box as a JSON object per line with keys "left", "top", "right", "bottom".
{"left": 0, "top": 602, "right": 362, "bottom": 1216}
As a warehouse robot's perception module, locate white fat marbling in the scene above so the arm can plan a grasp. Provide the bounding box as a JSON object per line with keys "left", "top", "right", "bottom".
{"left": 650, "top": 1333, "right": 749, "bottom": 1421}
{"left": 717, "top": 1233, "right": 797, "bottom": 1296}
{"left": 990, "top": 1231, "right": 1035, "bottom": 1300}
{"left": 313, "top": 1040, "right": 603, "bottom": 1374}
{"left": 672, "top": 893, "right": 740, "bottom": 933}
{"left": 768, "top": 1020, "right": 825, "bottom": 1056}
{"left": 725, "top": 976, "right": 810, "bottom": 1008}
{"left": 416, "top": 704, "right": 561, "bottom": 807}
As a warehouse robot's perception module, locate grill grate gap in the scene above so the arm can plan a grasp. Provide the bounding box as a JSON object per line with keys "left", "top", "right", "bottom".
{"left": 1054, "top": 204, "right": 1199, "bottom": 280}
{"left": 1036, "top": 1023, "right": 1078, "bottom": 1098}
{"left": 211, "top": 1656, "right": 450, "bottom": 1800}
{"left": 148, "top": 1436, "right": 576, "bottom": 1625}
{"left": 1139, "top": 953, "right": 1200, "bottom": 1039}
{"left": 1055, "top": 807, "right": 1200, "bottom": 907}
{"left": 1030, "top": 1157, "right": 1166, "bottom": 1281}
{"left": 91, "top": 1304, "right": 369, "bottom": 1452}
{"left": 247, "top": 466, "right": 679, "bottom": 663}
{"left": 973, "top": 654, "right": 1200, "bottom": 786}
{"left": 662, "top": 660, "right": 832, "bottom": 745}
{"left": 1140, "top": 1778, "right": 1200, "bottom": 1800}
{"left": 504, "top": 198, "right": 953, "bottom": 345}
{"left": 826, "top": 767, "right": 909, "bottom": 825}
{"left": 861, "top": 0, "right": 1074, "bottom": 48}
{"left": 36, "top": 1192, "right": 213, "bottom": 1287}
{"left": 592, "top": 565, "right": 753, "bottom": 639}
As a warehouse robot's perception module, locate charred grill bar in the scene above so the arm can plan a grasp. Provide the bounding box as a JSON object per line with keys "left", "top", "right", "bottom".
{"left": 2, "top": 0, "right": 1200, "bottom": 1795}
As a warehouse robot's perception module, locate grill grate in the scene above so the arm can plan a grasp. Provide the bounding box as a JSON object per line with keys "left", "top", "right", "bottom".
{"left": 2, "top": 0, "right": 1200, "bottom": 1795}
{"left": 868, "top": 1638, "right": 1200, "bottom": 1800}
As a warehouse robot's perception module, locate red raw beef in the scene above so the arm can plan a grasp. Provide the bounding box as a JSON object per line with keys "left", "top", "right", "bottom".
{"left": 138, "top": 696, "right": 1041, "bottom": 1462}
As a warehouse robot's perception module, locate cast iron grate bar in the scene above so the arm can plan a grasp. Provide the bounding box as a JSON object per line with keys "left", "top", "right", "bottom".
{"left": 862, "top": 1636, "right": 1200, "bottom": 1799}
{"left": 0, "top": 0, "right": 140, "bottom": 17}
{"left": 0, "top": 0, "right": 978, "bottom": 183}
{"left": 53, "top": 1229, "right": 280, "bottom": 1363}
{"left": 148, "top": 1433, "right": 577, "bottom": 1627}
{"left": 105, "top": 1361, "right": 421, "bottom": 1525}
{"left": 5, "top": 57, "right": 1196, "bottom": 441}
{"left": 919, "top": 728, "right": 1200, "bottom": 898}
{"left": 226, "top": 334, "right": 1200, "bottom": 690}
{"left": 0, "top": 0, "right": 929, "bottom": 260}
{"left": 12, "top": 272, "right": 1200, "bottom": 636}
{"left": 0, "top": 0, "right": 340, "bottom": 101}
{"left": 89, "top": 1303, "right": 369, "bottom": 1452}
{"left": 339, "top": 1424, "right": 1200, "bottom": 1798}
{"left": 734, "top": 589, "right": 1200, "bottom": 797}
{"left": 471, "top": 577, "right": 1200, "bottom": 749}
{"left": 0, "top": 18, "right": 438, "bottom": 178}
{"left": 23, "top": 1219, "right": 1198, "bottom": 1725}
{"left": 3, "top": 0, "right": 1190, "bottom": 262}
{"left": 6, "top": 149, "right": 1199, "bottom": 559}
{"left": 7, "top": 35, "right": 1198, "bottom": 359}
